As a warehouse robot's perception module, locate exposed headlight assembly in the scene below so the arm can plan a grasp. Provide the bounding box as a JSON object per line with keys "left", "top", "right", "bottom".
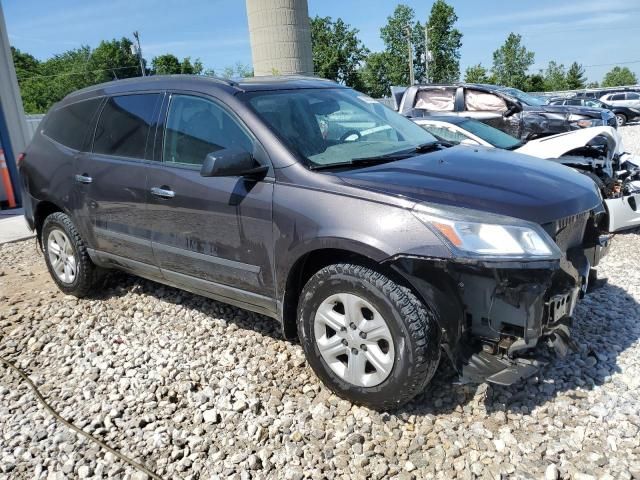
{"left": 412, "top": 203, "right": 561, "bottom": 260}
{"left": 568, "top": 114, "right": 603, "bottom": 128}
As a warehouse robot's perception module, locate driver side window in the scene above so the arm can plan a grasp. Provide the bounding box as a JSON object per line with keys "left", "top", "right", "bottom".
{"left": 163, "top": 95, "right": 253, "bottom": 166}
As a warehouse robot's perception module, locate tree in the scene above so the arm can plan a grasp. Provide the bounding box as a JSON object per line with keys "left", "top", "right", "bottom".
{"left": 151, "top": 54, "right": 181, "bottom": 75}
{"left": 89, "top": 37, "right": 141, "bottom": 83}
{"left": 219, "top": 63, "right": 253, "bottom": 79}
{"left": 151, "top": 54, "right": 203, "bottom": 75}
{"left": 525, "top": 73, "right": 546, "bottom": 92}
{"left": 543, "top": 61, "right": 567, "bottom": 91}
{"left": 566, "top": 62, "right": 586, "bottom": 89}
{"left": 380, "top": 4, "right": 425, "bottom": 86}
{"left": 12, "top": 47, "right": 44, "bottom": 113}
{"left": 602, "top": 66, "right": 638, "bottom": 87}
{"left": 359, "top": 52, "right": 394, "bottom": 98}
{"left": 464, "top": 63, "right": 490, "bottom": 83}
{"left": 491, "top": 33, "right": 535, "bottom": 90}
{"left": 310, "top": 16, "right": 369, "bottom": 88}
{"left": 425, "top": 0, "right": 462, "bottom": 83}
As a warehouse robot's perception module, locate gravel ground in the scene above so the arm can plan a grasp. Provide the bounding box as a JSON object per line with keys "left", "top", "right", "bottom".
{"left": 1, "top": 127, "right": 640, "bottom": 480}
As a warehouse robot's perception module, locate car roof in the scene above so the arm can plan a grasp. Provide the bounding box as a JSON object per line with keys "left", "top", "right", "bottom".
{"left": 60, "top": 74, "right": 343, "bottom": 106}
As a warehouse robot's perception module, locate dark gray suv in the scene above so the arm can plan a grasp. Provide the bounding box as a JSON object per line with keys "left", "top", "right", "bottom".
{"left": 20, "top": 75, "right": 610, "bottom": 409}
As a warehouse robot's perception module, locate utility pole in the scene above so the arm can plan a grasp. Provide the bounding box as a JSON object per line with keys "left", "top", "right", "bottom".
{"left": 406, "top": 27, "right": 415, "bottom": 85}
{"left": 424, "top": 25, "right": 429, "bottom": 83}
{"left": 132, "top": 31, "right": 145, "bottom": 76}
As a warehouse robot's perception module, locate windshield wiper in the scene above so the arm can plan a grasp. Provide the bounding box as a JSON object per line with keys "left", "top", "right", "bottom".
{"left": 309, "top": 142, "right": 444, "bottom": 171}
{"left": 309, "top": 153, "right": 412, "bottom": 171}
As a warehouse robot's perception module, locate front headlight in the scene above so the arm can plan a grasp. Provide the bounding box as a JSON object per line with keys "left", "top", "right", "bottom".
{"left": 412, "top": 204, "right": 561, "bottom": 260}
{"left": 568, "top": 114, "right": 603, "bottom": 128}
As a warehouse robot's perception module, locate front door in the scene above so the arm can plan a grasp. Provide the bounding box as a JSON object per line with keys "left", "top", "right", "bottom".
{"left": 75, "top": 93, "right": 162, "bottom": 267}
{"left": 146, "top": 93, "right": 275, "bottom": 312}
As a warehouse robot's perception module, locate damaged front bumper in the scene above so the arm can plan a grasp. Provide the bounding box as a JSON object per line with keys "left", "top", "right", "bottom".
{"left": 387, "top": 212, "right": 610, "bottom": 386}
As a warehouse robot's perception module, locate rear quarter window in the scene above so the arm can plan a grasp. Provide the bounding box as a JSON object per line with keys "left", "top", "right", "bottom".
{"left": 43, "top": 98, "right": 103, "bottom": 150}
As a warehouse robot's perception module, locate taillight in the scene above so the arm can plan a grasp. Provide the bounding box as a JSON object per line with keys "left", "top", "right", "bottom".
{"left": 17, "top": 152, "right": 26, "bottom": 167}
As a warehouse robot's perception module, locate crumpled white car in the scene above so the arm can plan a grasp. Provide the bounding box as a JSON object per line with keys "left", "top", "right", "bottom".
{"left": 412, "top": 115, "right": 640, "bottom": 232}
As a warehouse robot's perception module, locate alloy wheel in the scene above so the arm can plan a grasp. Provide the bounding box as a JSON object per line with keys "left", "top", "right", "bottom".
{"left": 47, "top": 228, "right": 77, "bottom": 284}
{"left": 313, "top": 293, "right": 395, "bottom": 387}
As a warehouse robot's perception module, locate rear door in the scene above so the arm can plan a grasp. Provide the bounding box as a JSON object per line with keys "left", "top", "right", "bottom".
{"left": 75, "top": 92, "right": 162, "bottom": 268}
{"left": 624, "top": 92, "right": 640, "bottom": 108}
{"left": 146, "top": 92, "right": 275, "bottom": 311}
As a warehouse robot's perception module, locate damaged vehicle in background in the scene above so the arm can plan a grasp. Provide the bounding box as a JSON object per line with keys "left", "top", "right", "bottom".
{"left": 411, "top": 115, "right": 640, "bottom": 233}
{"left": 21, "top": 76, "right": 611, "bottom": 409}
{"left": 547, "top": 96, "right": 640, "bottom": 127}
{"left": 393, "top": 83, "right": 617, "bottom": 141}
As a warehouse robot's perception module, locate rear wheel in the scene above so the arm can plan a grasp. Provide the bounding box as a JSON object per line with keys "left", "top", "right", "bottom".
{"left": 297, "top": 263, "right": 441, "bottom": 410}
{"left": 42, "top": 212, "right": 101, "bottom": 297}
{"left": 615, "top": 113, "right": 627, "bottom": 127}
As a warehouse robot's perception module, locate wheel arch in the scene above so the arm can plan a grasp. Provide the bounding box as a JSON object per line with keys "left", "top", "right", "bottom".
{"left": 33, "top": 200, "right": 65, "bottom": 248}
{"left": 279, "top": 241, "right": 436, "bottom": 341}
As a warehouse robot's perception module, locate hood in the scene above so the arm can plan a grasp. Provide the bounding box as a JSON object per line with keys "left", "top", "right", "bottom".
{"left": 515, "top": 126, "right": 619, "bottom": 177}
{"left": 336, "top": 146, "right": 601, "bottom": 225}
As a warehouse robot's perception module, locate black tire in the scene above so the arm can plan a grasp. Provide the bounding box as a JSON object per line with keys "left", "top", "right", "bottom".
{"left": 42, "top": 212, "right": 101, "bottom": 297}
{"left": 297, "top": 263, "right": 441, "bottom": 410}
{"left": 615, "top": 113, "right": 627, "bottom": 127}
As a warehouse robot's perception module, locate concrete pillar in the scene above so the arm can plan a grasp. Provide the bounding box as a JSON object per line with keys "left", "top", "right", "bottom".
{"left": 0, "top": 2, "right": 29, "bottom": 204}
{"left": 246, "top": 0, "right": 314, "bottom": 76}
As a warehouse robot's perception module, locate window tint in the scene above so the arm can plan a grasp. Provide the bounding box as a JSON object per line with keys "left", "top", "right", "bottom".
{"left": 93, "top": 94, "right": 159, "bottom": 159}
{"left": 163, "top": 95, "right": 253, "bottom": 166}
{"left": 611, "top": 94, "right": 625, "bottom": 101}
{"left": 567, "top": 99, "right": 582, "bottom": 106}
{"left": 626, "top": 93, "right": 640, "bottom": 100}
{"left": 44, "top": 98, "right": 102, "bottom": 150}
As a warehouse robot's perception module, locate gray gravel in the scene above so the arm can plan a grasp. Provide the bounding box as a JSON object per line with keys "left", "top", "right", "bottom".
{"left": 1, "top": 128, "right": 640, "bottom": 479}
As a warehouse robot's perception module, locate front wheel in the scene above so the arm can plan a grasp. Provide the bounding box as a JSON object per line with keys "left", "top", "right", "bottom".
{"left": 297, "top": 263, "right": 441, "bottom": 410}
{"left": 615, "top": 113, "right": 627, "bottom": 127}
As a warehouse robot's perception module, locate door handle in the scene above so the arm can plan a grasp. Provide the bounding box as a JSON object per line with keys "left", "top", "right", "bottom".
{"left": 75, "top": 174, "right": 92, "bottom": 184}
{"left": 150, "top": 186, "right": 175, "bottom": 199}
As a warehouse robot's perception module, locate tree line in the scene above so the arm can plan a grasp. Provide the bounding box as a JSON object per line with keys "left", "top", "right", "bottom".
{"left": 12, "top": 1, "right": 640, "bottom": 113}
{"left": 311, "top": 2, "right": 637, "bottom": 96}
{"left": 12, "top": 38, "right": 252, "bottom": 113}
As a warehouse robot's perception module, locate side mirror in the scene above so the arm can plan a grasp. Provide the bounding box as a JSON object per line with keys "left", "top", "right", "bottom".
{"left": 200, "top": 147, "right": 268, "bottom": 179}
{"left": 503, "top": 102, "right": 522, "bottom": 117}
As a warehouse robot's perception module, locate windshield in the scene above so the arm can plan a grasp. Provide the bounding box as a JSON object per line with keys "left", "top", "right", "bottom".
{"left": 242, "top": 88, "right": 437, "bottom": 168}
{"left": 458, "top": 119, "right": 522, "bottom": 149}
{"left": 498, "top": 87, "right": 547, "bottom": 106}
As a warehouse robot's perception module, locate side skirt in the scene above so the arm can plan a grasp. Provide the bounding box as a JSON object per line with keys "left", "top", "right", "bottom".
{"left": 87, "top": 248, "right": 279, "bottom": 320}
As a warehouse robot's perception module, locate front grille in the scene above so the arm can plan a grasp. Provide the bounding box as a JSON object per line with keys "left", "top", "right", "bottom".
{"left": 551, "top": 212, "right": 589, "bottom": 251}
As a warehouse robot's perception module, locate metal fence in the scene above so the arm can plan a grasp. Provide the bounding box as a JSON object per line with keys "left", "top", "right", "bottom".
{"left": 25, "top": 114, "right": 44, "bottom": 142}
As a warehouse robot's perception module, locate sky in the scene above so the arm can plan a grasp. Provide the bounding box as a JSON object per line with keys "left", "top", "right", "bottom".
{"left": 3, "top": 0, "right": 640, "bottom": 84}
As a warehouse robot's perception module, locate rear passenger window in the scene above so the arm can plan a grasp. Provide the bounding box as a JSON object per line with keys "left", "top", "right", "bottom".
{"left": 93, "top": 94, "right": 159, "bottom": 159}
{"left": 162, "top": 95, "right": 253, "bottom": 166}
{"left": 626, "top": 93, "right": 639, "bottom": 100}
{"left": 44, "top": 98, "right": 102, "bottom": 150}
